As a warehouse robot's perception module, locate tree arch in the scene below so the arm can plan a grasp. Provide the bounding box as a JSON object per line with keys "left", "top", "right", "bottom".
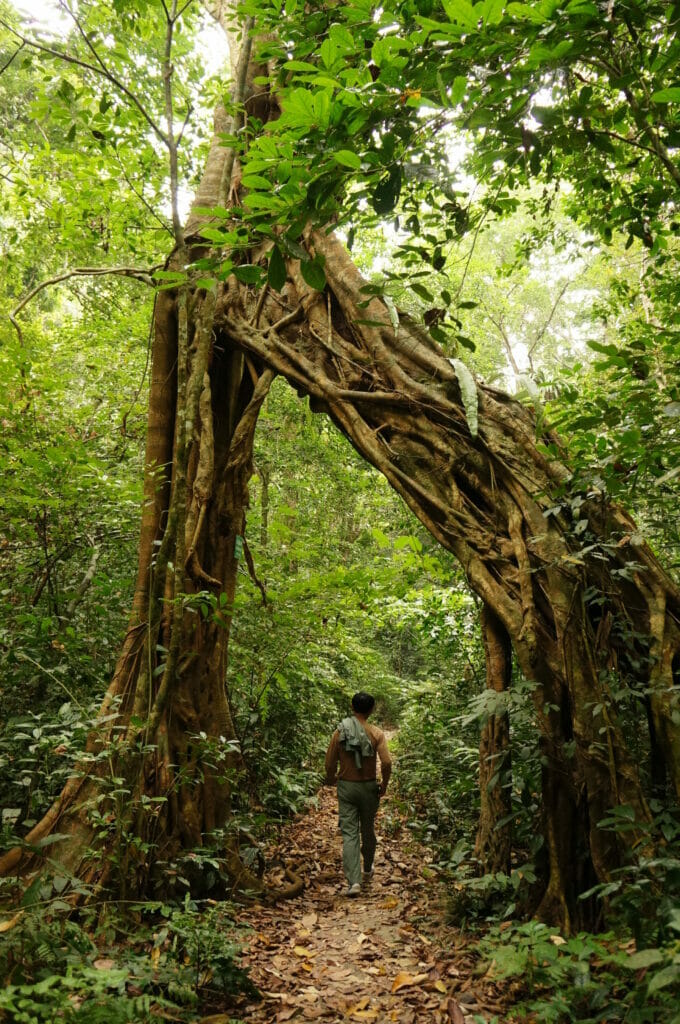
{"left": 3, "top": 1, "right": 680, "bottom": 933}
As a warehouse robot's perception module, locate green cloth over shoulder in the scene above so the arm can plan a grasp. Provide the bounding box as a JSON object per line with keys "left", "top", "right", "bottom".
{"left": 338, "top": 716, "right": 375, "bottom": 770}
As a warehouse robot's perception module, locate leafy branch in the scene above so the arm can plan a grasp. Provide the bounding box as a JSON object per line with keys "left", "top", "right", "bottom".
{"left": 9, "top": 266, "right": 160, "bottom": 344}
{"left": 0, "top": 18, "right": 167, "bottom": 147}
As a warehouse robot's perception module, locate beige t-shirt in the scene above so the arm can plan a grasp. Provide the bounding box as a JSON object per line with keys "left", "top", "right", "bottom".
{"left": 325, "top": 720, "right": 392, "bottom": 783}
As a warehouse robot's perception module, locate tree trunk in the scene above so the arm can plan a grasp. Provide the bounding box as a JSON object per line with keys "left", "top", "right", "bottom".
{"left": 5, "top": 13, "right": 680, "bottom": 929}
{"left": 475, "top": 605, "right": 512, "bottom": 876}
{"left": 214, "top": 226, "right": 680, "bottom": 929}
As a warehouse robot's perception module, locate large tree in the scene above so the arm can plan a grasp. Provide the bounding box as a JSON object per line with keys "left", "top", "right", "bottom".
{"left": 3, "top": 0, "right": 680, "bottom": 930}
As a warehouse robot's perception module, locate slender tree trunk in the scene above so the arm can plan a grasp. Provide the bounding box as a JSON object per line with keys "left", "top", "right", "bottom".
{"left": 475, "top": 605, "right": 512, "bottom": 875}
{"left": 259, "top": 461, "right": 270, "bottom": 551}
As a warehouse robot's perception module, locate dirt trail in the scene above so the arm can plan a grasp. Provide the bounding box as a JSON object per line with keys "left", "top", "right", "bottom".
{"left": 220, "top": 787, "right": 502, "bottom": 1024}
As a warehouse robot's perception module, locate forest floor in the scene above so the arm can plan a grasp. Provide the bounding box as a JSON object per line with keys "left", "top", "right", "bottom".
{"left": 210, "top": 786, "right": 510, "bottom": 1024}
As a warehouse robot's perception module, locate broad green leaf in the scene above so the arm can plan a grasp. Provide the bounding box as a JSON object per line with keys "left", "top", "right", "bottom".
{"left": 199, "top": 227, "right": 234, "bottom": 244}
{"left": 333, "top": 150, "right": 361, "bottom": 170}
{"left": 153, "top": 270, "right": 187, "bottom": 282}
{"left": 411, "top": 281, "right": 433, "bottom": 302}
{"left": 300, "top": 259, "right": 327, "bottom": 291}
{"left": 371, "top": 166, "right": 402, "bottom": 215}
{"left": 482, "top": 0, "right": 505, "bottom": 25}
{"left": 281, "top": 236, "right": 308, "bottom": 259}
{"left": 626, "top": 949, "right": 665, "bottom": 969}
{"left": 441, "top": 0, "right": 477, "bottom": 28}
{"left": 506, "top": 2, "right": 548, "bottom": 22}
{"left": 320, "top": 37, "right": 337, "bottom": 68}
{"left": 233, "top": 264, "right": 265, "bottom": 284}
{"left": 648, "top": 965, "right": 680, "bottom": 994}
{"left": 566, "top": 0, "right": 599, "bottom": 13}
{"left": 652, "top": 88, "right": 680, "bottom": 103}
{"left": 241, "top": 173, "right": 273, "bottom": 190}
{"left": 450, "top": 75, "right": 467, "bottom": 105}
{"left": 268, "top": 244, "right": 287, "bottom": 291}
{"left": 244, "top": 193, "right": 285, "bottom": 211}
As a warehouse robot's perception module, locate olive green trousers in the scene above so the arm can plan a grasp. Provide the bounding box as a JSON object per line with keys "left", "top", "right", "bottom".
{"left": 337, "top": 779, "right": 380, "bottom": 886}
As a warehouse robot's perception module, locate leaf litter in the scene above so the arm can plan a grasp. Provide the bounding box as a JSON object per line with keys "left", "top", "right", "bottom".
{"left": 209, "top": 788, "right": 509, "bottom": 1023}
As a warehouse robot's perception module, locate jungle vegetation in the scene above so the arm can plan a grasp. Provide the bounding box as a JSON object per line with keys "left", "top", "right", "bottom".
{"left": 1, "top": 0, "right": 679, "bottom": 1020}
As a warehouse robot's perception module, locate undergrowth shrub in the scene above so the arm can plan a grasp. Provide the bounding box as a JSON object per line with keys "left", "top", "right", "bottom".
{"left": 0, "top": 895, "right": 251, "bottom": 1024}
{"left": 477, "top": 918, "right": 680, "bottom": 1023}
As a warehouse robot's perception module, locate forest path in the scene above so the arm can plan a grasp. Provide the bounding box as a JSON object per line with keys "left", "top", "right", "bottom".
{"left": 219, "top": 787, "right": 503, "bottom": 1024}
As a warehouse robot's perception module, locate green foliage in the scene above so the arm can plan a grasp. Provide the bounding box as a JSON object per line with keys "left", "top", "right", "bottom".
{"left": 477, "top": 919, "right": 680, "bottom": 1023}
{"left": 2, "top": 6, "right": 680, "bottom": 1018}
{"left": 0, "top": 896, "right": 250, "bottom": 1023}
{"left": 0, "top": 703, "right": 90, "bottom": 834}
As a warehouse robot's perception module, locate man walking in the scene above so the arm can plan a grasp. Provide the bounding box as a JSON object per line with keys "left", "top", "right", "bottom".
{"left": 325, "top": 692, "right": 392, "bottom": 896}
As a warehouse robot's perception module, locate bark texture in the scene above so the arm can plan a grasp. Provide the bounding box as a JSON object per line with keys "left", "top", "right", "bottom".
{"left": 475, "top": 605, "right": 512, "bottom": 876}
{"left": 213, "top": 226, "right": 680, "bottom": 928}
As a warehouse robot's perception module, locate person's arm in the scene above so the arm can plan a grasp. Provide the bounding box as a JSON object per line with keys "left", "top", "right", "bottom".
{"left": 324, "top": 730, "right": 340, "bottom": 785}
{"left": 376, "top": 731, "right": 392, "bottom": 795}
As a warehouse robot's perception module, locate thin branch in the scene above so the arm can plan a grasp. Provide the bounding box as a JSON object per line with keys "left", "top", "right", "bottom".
{"left": 175, "top": 102, "right": 193, "bottom": 147}
{"left": 112, "top": 149, "right": 172, "bottom": 235}
{"left": 0, "top": 19, "right": 167, "bottom": 146}
{"left": 454, "top": 162, "right": 517, "bottom": 302}
{"left": 268, "top": 304, "right": 303, "bottom": 332}
{"left": 483, "top": 305, "right": 521, "bottom": 378}
{"left": 176, "top": 0, "right": 197, "bottom": 20}
{"left": 162, "top": 0, "right": 182, "bottom": 241}
{"left": 66, "top": 540, "right": 101, "bottom": 617}
{"left": 15, "top": 652, "right": 84, "bottom": 709}
{"left": 242, "top": 535, "right": 267, "bottom": 606}
{"left": 9, "top": 266, "right": 159, "bottom": 344}
{"left": 588, "top": 127, "right": 662, "bottom": 161}
{"left": 0, "top": 40, "right": 25, "bottom": 76}
{"left": 527, "top": 279, "right": 571, "bottom": 363}
{"left": 119, "top": 293, "right": 156, "bottom": 444}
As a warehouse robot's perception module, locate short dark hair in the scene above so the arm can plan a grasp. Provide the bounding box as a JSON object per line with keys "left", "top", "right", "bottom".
{"left": 352, "top": 692, "right": 375, "bottom": 714}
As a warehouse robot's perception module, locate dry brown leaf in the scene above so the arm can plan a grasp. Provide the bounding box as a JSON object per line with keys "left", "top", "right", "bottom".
{"left": 446, "top": 998, "right": 466, "bottom": 1024}
{"left": 93, "top": 958, "right": 116, "bottom": 970}
{"left": 302, "top": 912, "right": 318, "bottom": 928}
{"left": 352, "top": 1013, "right": 378, "bottom": 1021}
{"left": 391, "top": 971, "right": 429, "bottom": 993}
{"left": 325, "top": 967, "right": 351, "bottom": 981}
{"left": 293, "top": 945, "right": 316, "bottom": 957}
{"left": 276, "top": 1009, "right": 298, "bottom": 1022}
{"left": 381, "top": 897, "right": 399, "bottom": 909}
{"left": 550, "top": 934, "right": 567, "bottom": 946}
{"left": 433, "top": 980, "right": 447, "bottom": 993}
{"left": 0, "top": 912, "right": 23, "bottom": 933}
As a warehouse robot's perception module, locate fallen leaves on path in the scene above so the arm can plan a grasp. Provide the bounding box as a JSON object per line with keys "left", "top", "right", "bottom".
{"left": 212, "top": 788, "right": 503, "bottom": 1023}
